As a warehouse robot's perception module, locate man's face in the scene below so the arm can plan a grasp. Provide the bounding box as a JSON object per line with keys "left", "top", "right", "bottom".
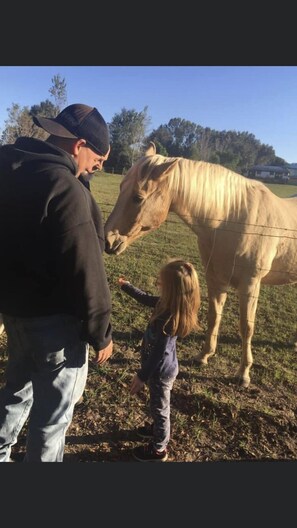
{"left": 75, "top": 144, "right": 110, "bottom": 176}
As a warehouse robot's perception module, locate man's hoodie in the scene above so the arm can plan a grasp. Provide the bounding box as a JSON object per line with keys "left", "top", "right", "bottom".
{"left": 0, "top": 137, "right": 112, "bottom": 351}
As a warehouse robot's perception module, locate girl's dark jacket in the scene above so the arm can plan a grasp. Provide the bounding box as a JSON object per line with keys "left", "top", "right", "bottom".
{"left": 0, "top": 137, "right": 112, "bottom": 351}
{"left": 121, "top": 282, "right": 178, "bottom": 382}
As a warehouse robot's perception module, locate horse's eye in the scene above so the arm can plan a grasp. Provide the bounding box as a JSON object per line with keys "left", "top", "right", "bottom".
{"left": 132, "top": 194, "right": 143, "bottom": 204}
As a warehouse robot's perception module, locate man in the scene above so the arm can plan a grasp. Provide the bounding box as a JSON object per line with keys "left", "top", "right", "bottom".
{"left": 78, "top": 171, "right": 92, "bottom": 191}
{"left": 0, "top": 103, "right": 113, "bottom": 462}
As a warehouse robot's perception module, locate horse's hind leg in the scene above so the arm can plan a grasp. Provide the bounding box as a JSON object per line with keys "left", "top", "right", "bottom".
{"left": 236, "top": 282, "right": 261, "bottom": 388}
{"left": 197, "top": 288, "right": 227, "bottom": 365}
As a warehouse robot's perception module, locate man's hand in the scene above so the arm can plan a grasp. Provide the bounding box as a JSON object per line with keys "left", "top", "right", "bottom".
{"left": 118, "top": 276, "right": 130, "bottom": 286}
{"left": 130, "top": 373, "right": 145, "bottom": 395}
{"left": 93, "top": 340, "right": 113, "bottom": 365}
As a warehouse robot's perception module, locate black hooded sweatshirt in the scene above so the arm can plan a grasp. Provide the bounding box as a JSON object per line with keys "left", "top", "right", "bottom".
{"left": 0, "top": 137, "right": 112, "bottom": 351}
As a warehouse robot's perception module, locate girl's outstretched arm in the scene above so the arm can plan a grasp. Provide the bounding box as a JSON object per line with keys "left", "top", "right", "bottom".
{"left": 118, "top": 277, "right": 159, "bottom": 308}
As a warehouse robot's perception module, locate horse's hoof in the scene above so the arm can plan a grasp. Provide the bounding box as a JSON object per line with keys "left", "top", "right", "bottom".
{"left": 236, "top": 377, "right": 250, "bottom": 388}
{"left": 196, "top": 358, "right": 208, "bottom": 367}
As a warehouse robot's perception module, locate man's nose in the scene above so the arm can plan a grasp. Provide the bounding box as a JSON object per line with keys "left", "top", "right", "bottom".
{"left": 97, "top": 161, "right": 104, "bottom": 170}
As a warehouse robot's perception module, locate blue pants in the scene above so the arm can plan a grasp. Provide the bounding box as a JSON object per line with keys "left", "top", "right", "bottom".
{"left": 148, "top": 373, "right": 177, "bottom": 452}
{"left": 0, "top": 314, "right": 88, "bottom": 462}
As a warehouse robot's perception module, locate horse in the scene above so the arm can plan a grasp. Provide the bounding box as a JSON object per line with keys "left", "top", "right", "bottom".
{"left": 104, "top": 142, "right": 297, "bottom": 387}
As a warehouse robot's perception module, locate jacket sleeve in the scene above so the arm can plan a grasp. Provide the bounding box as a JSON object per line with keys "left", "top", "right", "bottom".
{"left": 121, "top": 282, "right": 159, "bottom": 307}
{"left": 46, "top": 177, "right": 112, "bottom": 351}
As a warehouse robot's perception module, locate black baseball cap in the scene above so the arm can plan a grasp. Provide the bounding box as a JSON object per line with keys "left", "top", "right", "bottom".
{"left": 33, "top": 103, "right": 110, "bottom": 156}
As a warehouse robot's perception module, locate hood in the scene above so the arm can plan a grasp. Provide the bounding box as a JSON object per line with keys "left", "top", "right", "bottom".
{"left": 0, "top": 137, "right": 78, "bottom": 176}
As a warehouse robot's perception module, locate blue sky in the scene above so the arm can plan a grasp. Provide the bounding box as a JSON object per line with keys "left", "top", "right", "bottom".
{"left": 1, "top": 66, "right": 297, "bottom": 163}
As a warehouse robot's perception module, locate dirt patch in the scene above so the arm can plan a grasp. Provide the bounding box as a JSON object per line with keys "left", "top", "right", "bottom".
{"left": 1, "top": 332, "right": 296, "bottom": 463}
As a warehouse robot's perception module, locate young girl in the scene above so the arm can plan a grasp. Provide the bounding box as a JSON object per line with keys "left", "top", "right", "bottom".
{"left": 119, "top": 259, "right": 200, "bottom": 462}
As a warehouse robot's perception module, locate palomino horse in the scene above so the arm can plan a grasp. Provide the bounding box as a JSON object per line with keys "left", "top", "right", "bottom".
{"left": 105, "top": 143, "right": 297, "bottom": 387}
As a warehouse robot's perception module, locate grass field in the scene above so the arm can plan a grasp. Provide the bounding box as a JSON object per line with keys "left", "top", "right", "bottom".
{"left": 1, "top": 176, "right": 297, "bottom": 462}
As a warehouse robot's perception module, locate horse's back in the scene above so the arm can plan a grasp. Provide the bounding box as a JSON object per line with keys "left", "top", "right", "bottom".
{"left": 256, "top": 190, "right": 297, "bottom": 228}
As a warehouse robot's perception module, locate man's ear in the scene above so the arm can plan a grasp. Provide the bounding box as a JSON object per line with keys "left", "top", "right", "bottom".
{"left": 73, "top": 138, "right": 86, "bottom": 156}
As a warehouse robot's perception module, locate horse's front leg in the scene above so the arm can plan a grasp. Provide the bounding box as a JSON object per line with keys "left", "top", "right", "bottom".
{"left": 236, "top": 281, "right": 261, "bottom": 388}
{"left": 197, "top": 288, "right": 227, "bottom": 365}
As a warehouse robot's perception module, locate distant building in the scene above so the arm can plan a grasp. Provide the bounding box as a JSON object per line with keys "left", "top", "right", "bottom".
{"left": 286, "top": 163, "right": 297, "bottom": 179}
{"left": 247, "top": 165, "right": 290, "bottom": 183}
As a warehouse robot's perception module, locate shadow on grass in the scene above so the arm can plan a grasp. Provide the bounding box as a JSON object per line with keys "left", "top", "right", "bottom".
{"left": 64, "top": 429, "right": 142, "bottom": 462}
{"left": 10, "top": 430, "right": 140, "bottom": 463}
{"left": 63, "top": 449, "right": 135, "bottom": 462}
{"left": 182, "top": 332, "right": 296, "bottom": 351}
{"left": 66, "top": 427, "right": 139, "bottom": 445}
{"left": 112, "top": 329, "right": 143, "bottom": 341}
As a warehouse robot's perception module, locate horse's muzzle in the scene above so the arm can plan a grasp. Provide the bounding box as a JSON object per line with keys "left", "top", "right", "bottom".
{"left": 104, "top": 235, "right": 127, "bottom": 255}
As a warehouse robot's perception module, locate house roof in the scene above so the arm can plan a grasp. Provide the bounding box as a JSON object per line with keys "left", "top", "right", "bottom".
{"left": 249, "top": 165, "right": 290, "bottom": 173}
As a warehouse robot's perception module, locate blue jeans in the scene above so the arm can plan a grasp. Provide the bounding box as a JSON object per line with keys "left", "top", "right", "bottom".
{"left": 148, "top": 371, "right": 177, "bottom": 452}
{"left": 0, "top": 314, "right": 88, "bottom": 462}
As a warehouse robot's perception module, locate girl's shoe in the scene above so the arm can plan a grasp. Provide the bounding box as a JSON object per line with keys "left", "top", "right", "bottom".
{"left": 132, "top": 443, "right": 168, "bottom": 462}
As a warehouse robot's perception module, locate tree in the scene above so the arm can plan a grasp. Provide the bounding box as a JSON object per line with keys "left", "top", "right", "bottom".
{"left": 208, "top": 152, "right": 220, "bottom": 164}
{"left": 253, "top": 144, "right": 275, "bottom": 166}
{"left": 30, "top": 99, "right": 59, "bottom": 140}
{"left": 0, "top": 74, "right": 67, "bottom": 145}
{"left": 108, "top": 107, "right": 151, "bottom": 171}
{"left": 271, "top": 155, "right": 287, "bottom": 167}
{"left": 48, "top": 74, "right": 67, "bottom": 112}
{"left": 199, "top": 127, "right": 212, "bottom": 161}
{"left": 219, "top": 151, "right": 240, "bottom": 172}
{"left": 146, "top": 119, "right": 287, "bottom": 173}
{"left": 30, "top": 99, "right": 58, "bottom": 119}
{"left": 147, "top": 118, "right": 200, "bottom": 158}
{"left": 1, "top": 104, "right": 34, "bottom": 144}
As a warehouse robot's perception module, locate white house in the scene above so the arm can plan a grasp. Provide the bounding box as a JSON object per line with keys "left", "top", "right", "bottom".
{"left": 247, "top": 165, "right": 290, "bottom": 183}
{"left": 286, "top": 163, "right": 297, "bottom": 178}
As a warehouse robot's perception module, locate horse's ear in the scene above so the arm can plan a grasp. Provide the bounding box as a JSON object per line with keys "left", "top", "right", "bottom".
{"left": 144, "top": 141, "right": 156, "bottom": 156}
{"left": 151, "top": 159, "right": 178, "bottom": 181}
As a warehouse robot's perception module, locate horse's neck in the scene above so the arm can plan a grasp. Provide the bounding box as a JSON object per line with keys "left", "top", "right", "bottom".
{"left": 169, "top": 160, "right": 249, "bottom": 233}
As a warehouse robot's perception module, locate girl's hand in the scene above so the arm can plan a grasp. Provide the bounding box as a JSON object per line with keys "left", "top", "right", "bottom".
{"left": 130, "top": 373, "right": 145, "bottom": 395}
{"left": 118, "top": 276, "right": 129, "bottom": 286}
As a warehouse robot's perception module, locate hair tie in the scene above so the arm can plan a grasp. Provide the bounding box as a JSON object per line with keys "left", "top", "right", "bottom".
{"left": 184, "top": 262, "right": 192, "bottom": 272}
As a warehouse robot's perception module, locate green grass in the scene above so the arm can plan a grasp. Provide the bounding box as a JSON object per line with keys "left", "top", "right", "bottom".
{"left": 0, "top": 175, "right": 296, "bottom": 462}
{"left": 265, "top": 183, "right": 297, "bottom": 198}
